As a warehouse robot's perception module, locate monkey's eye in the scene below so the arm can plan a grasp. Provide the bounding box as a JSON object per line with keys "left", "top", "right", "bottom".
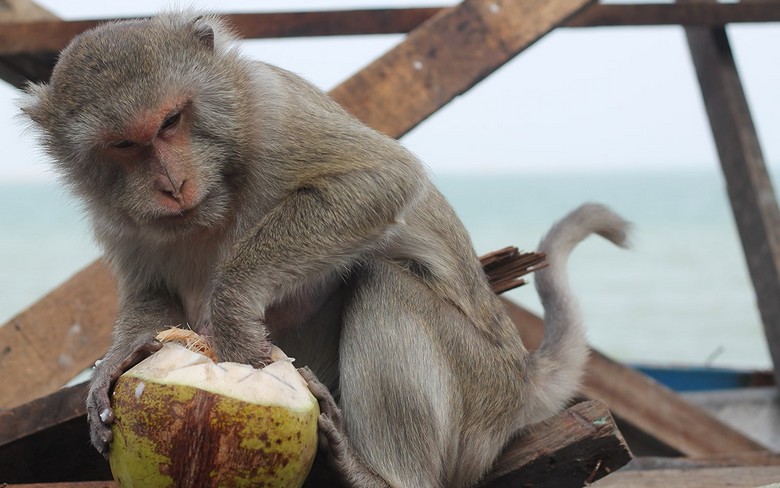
{"left": 113, "top": 140, "right": 134, "bottom": 149}
{"left": 160, "top": 110, "right": 182, "bottom": 132}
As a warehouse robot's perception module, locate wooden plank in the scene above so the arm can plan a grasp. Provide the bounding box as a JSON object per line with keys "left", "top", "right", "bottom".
{"left": 329, "top": 0, "right": 596, "bottom": 138}
{"left": 627, "top": 452, "right": 780, "bottom": 470}
{"left": 0, "top": 261, "right": 117, "bottom": 410}
{"left": 0, "top": 0, "right": 57, "bottom": 88}
{"left": 0, "top": 9, "right": 440, "bottom": 58}
{"left": 0, "top": 0, "right": 55, "bottom": 23}
{"left": 685, "top": 20, "right": 780, "bottom": 388}
{"left": 0, "top": 382, "right": 107, "bottom": 484}
{"left": 592, "top": 466, "right": 780, "bottom": 487}
{"left": 567, "top": 1, "right": 780, "bottom": 28}
{"left": 480, "top": 400, "right": 631, "bottom": 487}
{"left": 0, "top": 383, "right": 88, "bottom": 446}
{"left": 501, "top": 299, "right": 769, "bottom": 457}
{"left": 5, "top": 2, "right": 780, "bottom": 60}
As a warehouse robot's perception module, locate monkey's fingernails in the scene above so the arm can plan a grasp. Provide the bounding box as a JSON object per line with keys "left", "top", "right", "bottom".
{"left": 99, "top": 408, "right": 114, "bottom": 424}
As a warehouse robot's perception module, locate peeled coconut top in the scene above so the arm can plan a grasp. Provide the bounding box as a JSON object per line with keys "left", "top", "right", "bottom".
{"left": 125, "top": 330, "right": 315, "bottom": 412}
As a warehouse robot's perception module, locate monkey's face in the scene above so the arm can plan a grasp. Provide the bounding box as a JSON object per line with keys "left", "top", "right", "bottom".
{"left": 20, "top": 15, "right": 244, "bottom": 241}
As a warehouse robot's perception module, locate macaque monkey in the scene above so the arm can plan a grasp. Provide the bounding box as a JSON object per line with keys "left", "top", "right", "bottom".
{"left": 21, "top": 12, "right": 629, "bottom": 488}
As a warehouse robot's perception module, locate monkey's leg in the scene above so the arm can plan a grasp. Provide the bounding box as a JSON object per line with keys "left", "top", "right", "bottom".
{"left": 299, "top": 367, "right": 384, "bottom": 487}
{"left": 336, "top": 261, "right": 461, "bottom": 488}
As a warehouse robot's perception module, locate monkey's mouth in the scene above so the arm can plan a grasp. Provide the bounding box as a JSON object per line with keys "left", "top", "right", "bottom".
{"left": 159, "top": 206, "right": 198, "bottom": 221}
{"left": 150, "top": 191, "right": 226, "bottom": 231}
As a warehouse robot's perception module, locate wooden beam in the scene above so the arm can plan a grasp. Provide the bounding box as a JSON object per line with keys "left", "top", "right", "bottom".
{"left": 626, "top": 452, "right": 780, "bottom": 470}
{"left": 592, "top": 466, "right": 780, "bottom": 487}
{"left": 0, "top": 261, "right": 117, "bottom": 410}
{"left": 0, "top": 382, "right": 88, "bottom": 446}
{"left": 685, "top": 19, "right": 780, "bottom": 388}
{"left": 0, "top": 0, "right": 55, "bottom": 23}
{"left": 4, "top": 2, "right": 780, "bottom": 64}
{"left": 330, "top": 0, "right": 596, "bottom": 138}
{"left": 0, "top": 385, "right": 111, "bottom": 484}
{"left": 0, "top": 9, "right": 440, "bottom": 59}
{"left": 480, "top": 400, "right": 631, "bottom": 487}
{"left": 567, "top": 1, "right": 780, "bottom": 28}
{"left": 0, "top": 0, "right": 57, "bottom": 88}
{"left": 502, "top": 299, "right": 769, "bottom": 457}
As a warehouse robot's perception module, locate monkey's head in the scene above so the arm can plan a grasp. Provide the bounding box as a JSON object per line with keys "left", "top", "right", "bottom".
{"left": 20, "top": 13, "right": 254, "bottom": 241}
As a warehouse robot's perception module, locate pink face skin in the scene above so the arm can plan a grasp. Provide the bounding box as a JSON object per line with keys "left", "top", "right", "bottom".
{"left": 102, "top": 97, "right": 206, "bottom": 219}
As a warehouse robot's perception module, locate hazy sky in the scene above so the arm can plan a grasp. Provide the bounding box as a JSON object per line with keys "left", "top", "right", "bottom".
{"left": 2, "top": 1, "right": 779, "bottom": 180}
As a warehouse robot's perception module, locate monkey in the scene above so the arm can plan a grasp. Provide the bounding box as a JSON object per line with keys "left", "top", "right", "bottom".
{"left": 20, "top": 12, "right": 630, "bottom": 488}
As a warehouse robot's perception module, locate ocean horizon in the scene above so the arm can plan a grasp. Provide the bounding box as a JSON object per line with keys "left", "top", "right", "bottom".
{"left": 1, "top": 167, "right": 776, "bottom": 370}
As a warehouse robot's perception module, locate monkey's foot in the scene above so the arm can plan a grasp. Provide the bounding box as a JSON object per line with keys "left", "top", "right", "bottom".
{"left": 87, "top": 337, "right": 162, "bottom": 458}
{"left": 299, "top": 367, "right": 391, "bottom": 488}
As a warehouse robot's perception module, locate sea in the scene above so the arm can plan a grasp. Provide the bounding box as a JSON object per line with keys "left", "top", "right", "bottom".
{"left": 1, "top": 168, "right": 776, "bottom": 370}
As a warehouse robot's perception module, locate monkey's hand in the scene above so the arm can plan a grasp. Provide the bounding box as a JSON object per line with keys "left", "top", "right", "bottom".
{"left": 299, "top": 367, "right": 391, "bottom": 488}
{"left": 87, "top": 336, "right": 162, "bottom": 458}
{"left": 205, "top": 292, "right": 275, "bottom": 367}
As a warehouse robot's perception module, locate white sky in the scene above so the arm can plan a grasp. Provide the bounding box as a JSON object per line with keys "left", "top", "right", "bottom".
{"left": 1, "top": 1, "right": 779, "bottom": 180}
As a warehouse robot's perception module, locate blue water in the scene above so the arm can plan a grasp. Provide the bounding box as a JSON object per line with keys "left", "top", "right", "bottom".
{"left": 0, "top": 168, "right": 774, "bottom": 369}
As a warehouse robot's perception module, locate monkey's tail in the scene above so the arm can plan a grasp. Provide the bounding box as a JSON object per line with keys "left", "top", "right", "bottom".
{"left": 528, "top": 203, "right": 630, "bottom": 419}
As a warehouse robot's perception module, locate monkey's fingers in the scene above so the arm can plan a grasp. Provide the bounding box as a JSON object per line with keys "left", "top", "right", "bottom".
{"left": 318, "top": 414, "right": 390, "bottom": 488}
{"left": 299, "top": 366, "right": 344, "bottom": 430}
{"left": 109, "top": 338, "right": 163, "bottom": 384}
{"left": 87, "top": 338, "right": 163, "bottom": 458}
{"left": 86, "top": 373, "right": 115, "bottom": 459}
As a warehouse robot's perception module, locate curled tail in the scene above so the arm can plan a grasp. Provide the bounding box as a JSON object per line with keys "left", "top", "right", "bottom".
{"left": 527, "top": 203, "right": 630, "bottom": 421}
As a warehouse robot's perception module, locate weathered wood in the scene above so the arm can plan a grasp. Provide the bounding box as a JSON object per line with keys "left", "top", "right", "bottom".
{"left": 685, "top": 19, "right": 780, "bottom": 388}
{"left": 0, "top": 0, "right": 55, "bottom": 23}
{"left": 329, "top": 0, "right": 596, "bottom": 138}
{"left": 479, "top": 400, "right": 631, "bottom": 487}
{"left": 626, "top": 452, "right": 780, "bottom": 470}
{"left": 0, "top": 0, "right": 57, "bottom": 88}
{"left": 0, "top": 382, "right": 88, "bottom": 446}
{"left": 567, "top": 1, "right": 780, "bottom": 28}
{"left": 480, "top": 247, "right": 546, "bottom": 294}
{"left": 501, "top": 299, "right": 769, "bottom": 457}
{"left": 0, "top": 9, "right": 440, "bottom": 59}
{"left": 4, "top": 2, "right": 780, "bottom": 61}
{"left": 592, "top": 465, "right": 780, "bottom": 487}
{"left": 0, "top": 260, "right": 117, "bottom": 410}
{"left": 0, "top": 384, "right": 113, "bottom": 484}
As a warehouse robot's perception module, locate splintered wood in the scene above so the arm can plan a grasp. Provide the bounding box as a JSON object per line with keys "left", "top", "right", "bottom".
{"left": 479, "top": 400, "right": 631, "bottom": 488}
{"left": 480, "top": 247, "right": 547, "bottom": 294}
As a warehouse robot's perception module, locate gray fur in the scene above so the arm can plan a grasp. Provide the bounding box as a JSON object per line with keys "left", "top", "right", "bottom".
{"left": 20, "top": 12, "right": 630, "bottom": 487}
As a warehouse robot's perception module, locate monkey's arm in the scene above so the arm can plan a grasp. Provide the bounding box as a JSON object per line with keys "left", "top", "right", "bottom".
{"left": 87, "top": 288, "right": 184, "bottom": 456}
{"left": 209, "top": 162, "right": 425, "bottom": 364}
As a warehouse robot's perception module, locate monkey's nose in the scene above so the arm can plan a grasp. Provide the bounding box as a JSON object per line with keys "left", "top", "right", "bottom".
{"left": 155, "top": 173, "right": 184, "bottom": 201}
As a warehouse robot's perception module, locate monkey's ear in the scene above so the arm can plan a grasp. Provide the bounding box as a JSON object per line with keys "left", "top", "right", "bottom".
{"left": 18, "top": 82, "right": 50, "bottom": 127}
{"left": 191, "top": 16, "right": 215, "bottom": 52}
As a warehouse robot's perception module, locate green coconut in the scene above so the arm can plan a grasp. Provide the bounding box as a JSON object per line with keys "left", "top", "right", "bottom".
{"left": 108, "top": 328, "right": 319, "bottom": 488}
